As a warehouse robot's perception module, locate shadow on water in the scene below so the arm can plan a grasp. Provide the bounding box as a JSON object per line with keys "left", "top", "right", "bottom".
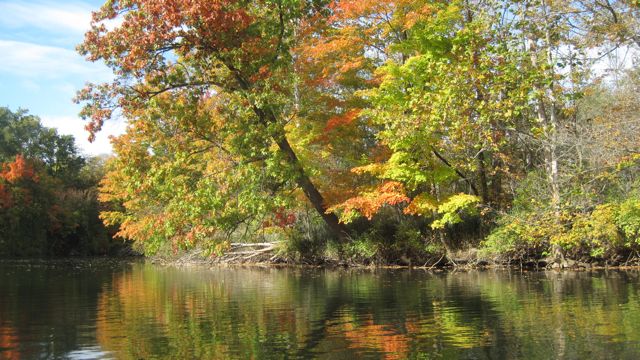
{"left": 1, "top": 261, "right": 640, "bottom": 359}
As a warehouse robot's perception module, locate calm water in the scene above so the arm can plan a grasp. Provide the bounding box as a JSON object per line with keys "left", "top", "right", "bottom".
{"left": 1, "top": 261, "right": 640, "bottom": 359}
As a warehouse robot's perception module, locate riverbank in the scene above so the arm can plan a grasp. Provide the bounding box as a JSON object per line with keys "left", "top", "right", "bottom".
{"left": 4, "top": 246, "right": 637, "bottom": 272}
{"left": 146, "top": 245, "right": 640, "bottom": 272}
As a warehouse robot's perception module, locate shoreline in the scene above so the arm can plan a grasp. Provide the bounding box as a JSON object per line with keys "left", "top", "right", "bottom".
{"left": 144, "top": 244, "right": 640, "bottom": 271}
{"left": 2, "top": 255, "right": 640, "bottom": 272}
{"left": 146, "top": 255, "right": 640, "bottom": 272}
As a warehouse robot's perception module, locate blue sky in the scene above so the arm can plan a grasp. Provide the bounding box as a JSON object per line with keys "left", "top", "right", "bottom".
{"left": 0, "top": 0, "right": 124, "bottom": 155}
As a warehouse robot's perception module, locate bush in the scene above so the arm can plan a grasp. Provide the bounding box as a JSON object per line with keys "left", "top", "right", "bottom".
{"left": 616, "top": 198, "right": 640, "bottom": 246}
{"left": 560, "top": 205, "right": 622, "bottom": 259}
{"left": 481, "top": 212, "right": 555, "bottom": 261}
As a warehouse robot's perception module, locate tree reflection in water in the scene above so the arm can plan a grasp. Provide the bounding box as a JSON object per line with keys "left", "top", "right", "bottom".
{"left": 93, "top": 266, "right": 640, "bottom": 359}
{"left": 1, "top": 261, "right": 640, "bottom": 359}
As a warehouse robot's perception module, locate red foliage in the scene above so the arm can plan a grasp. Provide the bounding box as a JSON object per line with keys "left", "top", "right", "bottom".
{"left": 77, "top": 0, "right": 261, "bottom": 140}
{"left": 261, "top": 208, "right": 297, "bottom": 229}
{"left": 273, "top": 207, "right": 297, "bottom": 228}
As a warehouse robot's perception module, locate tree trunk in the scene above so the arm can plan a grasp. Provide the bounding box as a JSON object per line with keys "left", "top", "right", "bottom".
{"left": 526, "top": 29, "right": 561, "bottom": 211}
{"left": 477, "top": 151, "right": 490, "bottom": 204}
{"left": 545, "top": 37, "right": 561, "bottom": 213}
{"left": 274, "top": 133, "right": 349, "bottom": 242}
{"left": 526, "top": 2, "right": 564, "bottom": 262}
{"left": 233, "top": 69, "right": 351, "bottom": 242}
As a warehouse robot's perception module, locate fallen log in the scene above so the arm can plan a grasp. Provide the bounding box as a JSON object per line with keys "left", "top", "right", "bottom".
{"left": 221, "top": 242, "right": 280, "bottom": 263}
{"left": 230, "top": 242, "right": 277, "bottom": 247}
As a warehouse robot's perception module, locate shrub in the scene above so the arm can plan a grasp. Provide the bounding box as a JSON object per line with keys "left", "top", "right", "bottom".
{"left": 616, "top": 198, "right": 640, "bottom": 246}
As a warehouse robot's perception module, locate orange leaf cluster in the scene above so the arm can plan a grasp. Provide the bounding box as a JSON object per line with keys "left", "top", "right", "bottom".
{"left": 324, "top": 108, "right": 361, "bottom": 133}
{"left": 78, "top": 0, "right": 261, "bottom": 140}
{"left": 328, "top": 0, "right": 394, "bottom": 22}
{"left": 86, "top": 0, "right": 253, "bottom": 70}
{"left": 335, "top": 181, "right": 410, "bottom": 220}
{"left": 1, "top": 155, "right": 38, "bottom": 184}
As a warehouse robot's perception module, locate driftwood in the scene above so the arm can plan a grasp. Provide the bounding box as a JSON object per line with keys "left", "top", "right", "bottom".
{"left": 220, "top": 242, "right": 280, "bottom": 263}
{"left": 230, "top": 242, "right": 276, "bottom": 247}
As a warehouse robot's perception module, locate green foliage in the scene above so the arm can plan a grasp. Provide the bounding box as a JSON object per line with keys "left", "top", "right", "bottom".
{"left": 431, "top": 194, "right": 481, "bottom": 230}
{"left": 0, "top": 107, "right": 117, "bottom": 257}
{"left": 481, "top": 212, "right": 554, "bottom": 260}
{"left": 616, "top": 197, "right": 640, "bottom": 245}
{"left": 343, "top": 233, "right": 380, "bottom": 263}
{"left": 0, "top": 107, "right": 85, "bottom": 181}
{"left": 341, "top": 209, "right": 436, "bottom": 265}
{"left": 547, "top": 205, "right": 621, "bottom": 259}
{"left": 483, "top": 178, "right": 640, "bottom": 261}
{"left": 278, "top": 210, "right": 335, "bottom": 263}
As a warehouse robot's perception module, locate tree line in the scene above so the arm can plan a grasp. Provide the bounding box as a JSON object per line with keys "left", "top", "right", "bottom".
{"left": 21, "top": 0, "right": 638, "bottom": 265}
{"left": 0, "top": 107, "right": 121, "bottom": 256}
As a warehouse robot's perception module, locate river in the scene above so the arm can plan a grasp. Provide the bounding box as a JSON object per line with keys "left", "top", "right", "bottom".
{"left": 0, "top": 260, "right": 639, "bottom": 359}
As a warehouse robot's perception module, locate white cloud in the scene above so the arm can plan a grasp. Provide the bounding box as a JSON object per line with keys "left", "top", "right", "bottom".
{"left": 0, "top": 40, "right": 110, "bottom": 79}
{"left": 0, "top": 1, "right": 123, "bottom": 156}
{"left": 0, "top": 1, "right": 93, "bottom": 34}
{"left": 40, "top": 115, "right": 126, "bottom": 156}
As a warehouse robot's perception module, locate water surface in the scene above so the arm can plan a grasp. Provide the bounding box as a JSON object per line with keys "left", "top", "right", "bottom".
{"left": 1, "top": 260, "right": 639, "bottom": 359}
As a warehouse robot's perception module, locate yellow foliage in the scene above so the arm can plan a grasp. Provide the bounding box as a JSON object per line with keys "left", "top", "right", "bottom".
{"left": 404, "top": 193, "right": 438, "bottom": 216}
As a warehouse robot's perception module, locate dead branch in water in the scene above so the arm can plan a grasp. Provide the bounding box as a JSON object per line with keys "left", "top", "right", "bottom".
{"left": 221, "top": 242, "right": 281, "bottom": 263}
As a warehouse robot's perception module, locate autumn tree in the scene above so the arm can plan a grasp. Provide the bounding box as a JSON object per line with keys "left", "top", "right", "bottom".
{"left": 98, "top": 94, "right": 301, "bottom": 254}
{"left": 77, "top": 0, "right": 361, "bottom": 245}
{"left": 479, "top": 1, "right": 640, "bottom": 263}
{"left": 310, "top": 0, "right": 640, "bottom": 262}
{"left": 320, "top": 1, "right": 533, "bottom": 241}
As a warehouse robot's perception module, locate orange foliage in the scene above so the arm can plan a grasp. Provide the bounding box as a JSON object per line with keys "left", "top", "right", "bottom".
{"left": 0, "top": 155, "right": 41, "bottom": 208}
{"left": 332, "top": 181, "right": 410, "bottom": 220}
{"left": 321, "top": 168, "right": 367, "bottom": 206}
{"left": 79, "top": 0, "right": 263, "bottom": 139}
{"left": 1, "top": 155, "right": 38, "bottom": 184}
{"left": 324, "top": 109, "right": 361, "bottom": 132}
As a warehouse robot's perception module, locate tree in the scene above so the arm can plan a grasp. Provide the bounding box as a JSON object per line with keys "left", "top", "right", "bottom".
{"left": 0, "top": 108, "right": 85, "bottom": 181}
{"left": 322, "top": 1, "right": 530, "bottom": 224}
{"left": 77, "top": 0, "right": 355, "bottom": 243}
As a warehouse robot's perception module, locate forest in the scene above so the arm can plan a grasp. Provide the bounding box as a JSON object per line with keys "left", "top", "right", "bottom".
{"left": 2, "top": 0, "right": 640, "bottom": 267}
{"left": 0, "top": 108, "right": 119, "bottom": 256}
